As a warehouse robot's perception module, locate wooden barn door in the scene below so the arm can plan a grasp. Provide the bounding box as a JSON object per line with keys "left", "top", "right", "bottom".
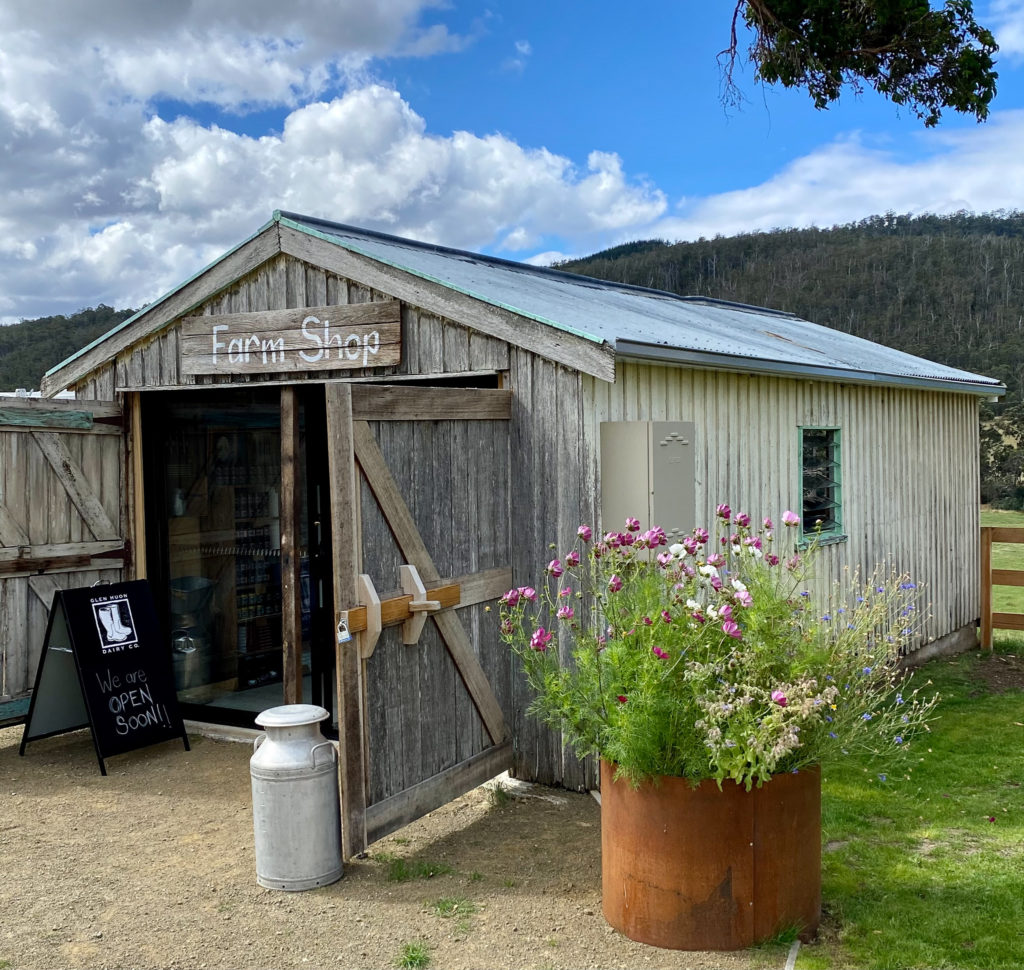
{"left": 325, "top": 383, "right": 513, "bottom": 858}
{"left": 0, "top": 398, "right": 125, "bottom": 722}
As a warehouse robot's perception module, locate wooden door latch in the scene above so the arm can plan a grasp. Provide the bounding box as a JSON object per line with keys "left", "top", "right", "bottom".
{"left": 337, "top": 566, "right": 455, "bottom": 661}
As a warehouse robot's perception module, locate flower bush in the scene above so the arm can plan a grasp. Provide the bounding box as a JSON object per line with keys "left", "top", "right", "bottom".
{"left": 499, "top": 506, "right": 938, "bottom": 789}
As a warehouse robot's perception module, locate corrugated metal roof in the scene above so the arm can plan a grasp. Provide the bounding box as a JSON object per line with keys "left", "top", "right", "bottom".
{"left": 279, "top": 211, "right": 1005, "bottom": 396}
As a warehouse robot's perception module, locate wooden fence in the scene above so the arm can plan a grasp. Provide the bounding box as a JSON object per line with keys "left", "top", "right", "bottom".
{"left": 980, "top": 526, "right": 1024, "bottom": 649}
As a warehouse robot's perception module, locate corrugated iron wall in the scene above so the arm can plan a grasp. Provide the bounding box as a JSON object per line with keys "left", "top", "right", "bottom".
{"left": 584, "top": 362, "right": 980, "bottom": 651}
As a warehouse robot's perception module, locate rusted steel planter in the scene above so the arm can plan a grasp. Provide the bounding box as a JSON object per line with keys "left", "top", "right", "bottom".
{"left": 600, "top": 760, "right": 821, "bottom": 950}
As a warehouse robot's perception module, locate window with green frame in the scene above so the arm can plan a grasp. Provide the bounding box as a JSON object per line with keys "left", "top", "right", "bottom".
{"left": 800, "top": 427, "right": 842, "bottom": 537}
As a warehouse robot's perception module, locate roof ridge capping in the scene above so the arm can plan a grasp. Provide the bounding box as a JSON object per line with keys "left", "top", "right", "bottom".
{"left": 273, "top": 211, "right": 796, "bottom": 319}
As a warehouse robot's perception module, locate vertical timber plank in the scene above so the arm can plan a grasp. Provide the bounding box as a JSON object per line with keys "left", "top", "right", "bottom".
{"left": 280, "top": 387, "right": 303, "bottom": 703}
{"left": 325, "top": 382, "right": 367, "bottom": 858}
{"left": 980, "top": 526, "right": 993, "bottom": 650}
{"left": 130, "top": 394, "right": 147, "bottom": 579}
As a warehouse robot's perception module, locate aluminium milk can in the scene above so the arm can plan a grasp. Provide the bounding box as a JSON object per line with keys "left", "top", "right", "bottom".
{"left": 250, "top": 704, "right": 343, "bottom": 890}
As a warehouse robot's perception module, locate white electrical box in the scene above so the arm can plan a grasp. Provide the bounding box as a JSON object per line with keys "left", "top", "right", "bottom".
{"left": 600, "top": 421, "right": 695, "bottom": 541}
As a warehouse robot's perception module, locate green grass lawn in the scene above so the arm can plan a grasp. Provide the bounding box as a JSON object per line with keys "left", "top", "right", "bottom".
{"left": 796, "top": 641, "right": 1024, "bottom": 969}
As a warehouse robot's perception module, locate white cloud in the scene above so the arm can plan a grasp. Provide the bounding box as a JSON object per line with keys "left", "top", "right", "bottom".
{"left": 637, "top": 113, "right": 1024, "bottom": 243}
{"left": 0, "top": 0, "right": 463, "bottom": 107}
{"left": 0, "top": 81, "right": 667, "bottom": 320}
{"left": 990, "top": 1, "right": 1024, "bottom": 57}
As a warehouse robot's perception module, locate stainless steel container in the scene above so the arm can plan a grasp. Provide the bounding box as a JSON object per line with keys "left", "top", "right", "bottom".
{"left": 250, "top": 704, "right": 343, "bottom": 891}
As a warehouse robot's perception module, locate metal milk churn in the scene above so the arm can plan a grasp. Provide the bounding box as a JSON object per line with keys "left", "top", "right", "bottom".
{"left": 250, "top": 704, "right": 343, "bottom": 890}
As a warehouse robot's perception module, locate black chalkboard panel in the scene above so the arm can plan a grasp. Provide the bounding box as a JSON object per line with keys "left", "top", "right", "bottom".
{"left": 19, "top": 580, "right": 189, "bottom": 775}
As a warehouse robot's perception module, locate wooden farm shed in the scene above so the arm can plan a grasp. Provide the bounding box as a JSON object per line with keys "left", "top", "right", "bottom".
{"left": 2, "top": 210, "right": 1004, "bottom": 856}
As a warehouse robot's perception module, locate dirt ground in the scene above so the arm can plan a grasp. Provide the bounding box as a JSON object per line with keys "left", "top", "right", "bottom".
{"left": 1, "top": 725, "right": 772, "bottom": 970}
{"left": 967, "top": 649, "right": 1024, "bottom": 694}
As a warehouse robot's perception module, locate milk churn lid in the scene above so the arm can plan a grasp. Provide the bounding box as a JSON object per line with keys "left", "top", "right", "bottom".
{"left": 255, "top": 704, "right": 331, "bottom": 728}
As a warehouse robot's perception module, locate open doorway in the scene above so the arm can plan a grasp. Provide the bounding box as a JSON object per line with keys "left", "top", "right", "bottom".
{"left": 141, "top": 386, "right": 336, "bottom": 730}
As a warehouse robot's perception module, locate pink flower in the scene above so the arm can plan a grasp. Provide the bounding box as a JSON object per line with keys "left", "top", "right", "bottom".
{"left": 660, "top": 610, "right": 672, "bottom": 624}
{"left": 558, "top": 586, "right": 573, "bottom": 598}
{"left": 643, "top": 526, "right": 667, "bottom": 547}
{"left": 556, "top": 605, "right": 575, "bottom": 620}
{"left": 578, "top": 525, "right": 592, "bottom": 542}
{"left": 656, "top": 551, "right": 673, "bottom": 567}
{"left": 501, "top": 588, "right": 520, "bottom": 606}
{"left": 722, "top": 620, "right": 742, "bottom": 640}
{"left": 765, "top": 554, "right": 780, "bottom": 567}
{"left": 692, "top": 610, "right": 706, "bottom": 624}
{"left": 735, "top": 512, "right": 751, "bottom": 527}
{"left": 604, "top": 531, "right": 622, "bottom": 548}
{"left": 694, "top": 528, "right": 709, "bottom": 545}
{"left": 520, "top": 586, "right": 538, "bottom": 602}
{"left": 763, "top": 517, "right": 774, "bottom": 530}
{"left": 719, "top": 603, "right": 733, "bottom": 621}
{"left": 707, "top": 553, "right": 725, "bottom": 567}
{"left": 735, "top": 590, "right": 753, "bottom": 608}
{"left": 608, "top": 574, "right": 623, "bottom": 593}
{"left": 710, "top": 575, "right": 723, "bottom": 592}
{"left": 530, "top": 627, "right": 553, "bottom": 651}
{"left": 744, "top": 536, "right": 762, "bottom": 550}
{"left": 683, "top": 537, "right": 698, "bottom": 556}
{"left": 565, "top": 550, "right": 580, "bottom": 567}
{"left": 620, "top": 531, "right": 635, "bottom": 546}
{"left": 616, "top": 695, "right": 628, "bottom": 704}
{"left": 625, "top": 516, "right": 640, "bottom": 532}
{"left": 771, "top": 689, "right": 788, "bottom": 707}
{"left": 782, "top": 510, "right": 800, "bottom": 528}
{"left": 593, "top": 542, "right": 608, "bottom": 559}
{"left": 785, "top": 555, "right": 801, "bottom": 571}
{"left": 501, "top": 619, "right": 515, "bottom": 636}
{"left": 652, "top": 646, "right": 669, "bottom": 660}
{"left": 716, "top": 503, "right": 732, "bottom": 520}
{"left": 547, "top": 559, "right": 563, "bottom": 577}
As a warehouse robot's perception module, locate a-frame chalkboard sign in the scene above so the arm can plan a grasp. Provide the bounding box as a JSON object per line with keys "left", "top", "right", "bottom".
{"left": 19, "top": 580, "right": 189, "bottom": 775}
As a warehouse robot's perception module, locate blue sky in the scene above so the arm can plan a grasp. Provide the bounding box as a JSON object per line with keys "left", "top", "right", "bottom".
{"left": 3, "top": 1, "right": 1024, "bottom": 324}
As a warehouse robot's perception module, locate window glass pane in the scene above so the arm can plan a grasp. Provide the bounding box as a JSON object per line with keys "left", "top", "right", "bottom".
{"left": 162, "top": 393, "right": 287, "bottom": 715}
{"left": 802, "top": 428, "right": 841, "bottom": 534}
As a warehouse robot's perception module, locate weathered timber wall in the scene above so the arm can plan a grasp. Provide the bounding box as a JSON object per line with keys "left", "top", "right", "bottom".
{"left": 507, "top": 350, "right": 599, "bottom": 791}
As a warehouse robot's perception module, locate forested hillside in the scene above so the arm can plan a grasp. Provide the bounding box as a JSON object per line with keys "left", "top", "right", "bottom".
{"left": 0, "top": 305, "right": 134, "bottom": 392}
{"left": 560, "top": 212, "right": 1024, "bottom": 506}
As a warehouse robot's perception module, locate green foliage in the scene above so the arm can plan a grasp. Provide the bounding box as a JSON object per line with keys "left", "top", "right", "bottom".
{"left": 395, "top": 941, "right": 431, "bottom": 969}
{"left": 428, "top": 896, "right": 477, "bottom": 918}
{"left": 382, "top": 855, "right": 454, "bottom": 882}
{"left": 0, "top": 304, "right": 135, "bottom": 391}
{"left": 729, "top": 0, "right": 998, "bottom": 127}
{"left": 499, "top": 510, "right": 937, "bottom": 789}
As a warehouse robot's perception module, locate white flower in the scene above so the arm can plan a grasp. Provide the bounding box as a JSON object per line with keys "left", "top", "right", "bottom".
{"left": 698, "top": 564, "right": 718, "bottom": 578}
{"left": 707, "top": 606, "right": 719, "bottom": 620}
{"left": 731, "top": 578, "right": 747, "bottom": 592}
{"left": 686, "top": 598, "right": 701, "bottom": 610}
{"left": 731, "top": 543, "right": 742, "bottom": 555}
{"left": 669, "top": 543, "right": 685, "bottom": 558}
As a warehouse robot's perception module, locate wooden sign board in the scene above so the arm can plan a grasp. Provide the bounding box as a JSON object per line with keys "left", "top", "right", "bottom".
{"left": 180, "top": 301, "right": 402, "bottom": 377}
{"left": 19, "top": 581, "right": 189, "bottom": 775}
